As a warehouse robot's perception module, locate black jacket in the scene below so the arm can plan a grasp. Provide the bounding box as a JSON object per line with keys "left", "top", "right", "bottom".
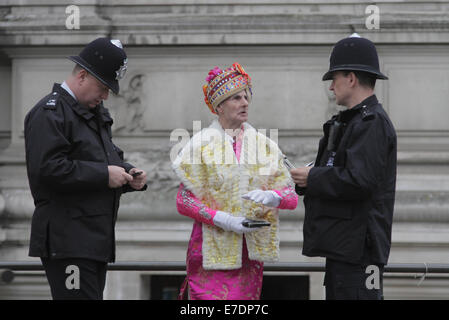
{"left": 24, "top": 83, "right": 144, "bottom": 262}
{"left": 296, "top": 95, "right": 397, "bottom": 265}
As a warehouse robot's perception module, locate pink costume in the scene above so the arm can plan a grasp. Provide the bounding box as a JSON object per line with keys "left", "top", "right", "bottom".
{"left": 176, "top": 128, "right": 298, "bottom": 300}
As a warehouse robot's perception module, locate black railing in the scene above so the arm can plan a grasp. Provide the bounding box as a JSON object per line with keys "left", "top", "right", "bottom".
{"left": 2, "top": 261, "right": 449, "bottom": 284}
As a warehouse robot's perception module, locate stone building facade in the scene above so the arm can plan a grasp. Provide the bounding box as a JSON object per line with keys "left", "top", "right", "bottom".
{"left": 1, "top": 0, "right": 449, "bottom": 299}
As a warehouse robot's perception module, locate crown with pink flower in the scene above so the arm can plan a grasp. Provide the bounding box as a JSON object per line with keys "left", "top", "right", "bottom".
{"left": 202, "top": 62, "right": 252, "bottom": 114}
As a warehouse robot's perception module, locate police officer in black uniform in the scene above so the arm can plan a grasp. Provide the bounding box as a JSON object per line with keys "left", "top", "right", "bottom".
{"left": 24, "top": 38, "right": 148, "bottom": 299}
{"left": 290, "top": 34, "right": 397, "bottom": 299}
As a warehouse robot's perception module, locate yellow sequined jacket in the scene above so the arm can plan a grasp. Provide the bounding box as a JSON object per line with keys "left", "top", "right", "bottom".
{"left": 172, "top": 120, "right": 293, "bottom": 270}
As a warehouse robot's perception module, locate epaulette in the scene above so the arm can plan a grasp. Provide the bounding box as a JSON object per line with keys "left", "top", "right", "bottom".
{"left": 360, "top": 105, "right": 375, "bottom": 121}
{"left": 43, "top": 91, "right": 59, "bottom": 110}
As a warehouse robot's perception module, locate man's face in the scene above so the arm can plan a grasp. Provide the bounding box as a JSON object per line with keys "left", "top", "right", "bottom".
{"left": 328, "top": 71, "right": 351, "bottom": 107}
{"left": 216, "top": 90, "right": 249, "bottom": 125}
{"left": 78, "top": 71, "right": 110, "bottom": 108}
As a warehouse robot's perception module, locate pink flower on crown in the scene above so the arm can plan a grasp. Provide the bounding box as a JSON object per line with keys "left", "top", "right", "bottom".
{"left": 205, "top": 66, "right": 223, "bottom": 82}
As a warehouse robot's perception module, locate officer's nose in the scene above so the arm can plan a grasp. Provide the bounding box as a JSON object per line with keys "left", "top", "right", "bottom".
{"left": 101, "top": 89, "right": 109, "bottom": 101}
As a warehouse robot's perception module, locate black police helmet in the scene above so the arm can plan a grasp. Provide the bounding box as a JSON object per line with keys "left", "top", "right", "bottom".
{"left": 322, "top": 34, "right": 388, "bottom": 81}
{"left": 68, "top": 38, "right": 127, "bottom": 94}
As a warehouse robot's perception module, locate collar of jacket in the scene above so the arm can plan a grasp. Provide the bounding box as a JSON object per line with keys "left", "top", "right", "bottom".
{"left": 338, "top": 94, "right": 378, "bottom": 122}
{"left": 323, "top": 94, "right": 379, "bottom": 135}
{"left": 98, "top": 104, "right": 113, "bottom": 125}
{"left": 52, "top": 83, "right": 113, "bottom": 124}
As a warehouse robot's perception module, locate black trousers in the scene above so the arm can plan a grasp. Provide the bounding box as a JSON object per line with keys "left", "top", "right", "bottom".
{"left": 41, "top": 257, "right": 107, "bottom": 300}
{"left": 324, "top": 258, "right": 384, "bottom": 300}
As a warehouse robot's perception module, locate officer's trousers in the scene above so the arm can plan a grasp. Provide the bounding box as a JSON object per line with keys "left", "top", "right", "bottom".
{"left": 324, "top": 258, "right": 384, "bottom": 300}
{"left": 41, "top": 257, "right": 107, "bottom": 300}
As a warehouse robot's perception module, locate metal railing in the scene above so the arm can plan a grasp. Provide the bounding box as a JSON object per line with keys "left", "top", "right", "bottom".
{"left": 2, "top": 261, "right": 449, "bottom": 284}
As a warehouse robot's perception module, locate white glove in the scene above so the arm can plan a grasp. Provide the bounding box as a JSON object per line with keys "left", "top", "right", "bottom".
{"left": 242, "top": 190, "right": 281, "bottom": 207}
{"left": 213, "top": 211, "right": 257, "bottom": 234}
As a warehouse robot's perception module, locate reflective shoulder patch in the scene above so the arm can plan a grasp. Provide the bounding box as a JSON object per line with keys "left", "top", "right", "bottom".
{"left": 43, "top": 92, "right": 59, "bottom": 110}
{"left": 360, "top": 105, "right": 375, "bottom": 121}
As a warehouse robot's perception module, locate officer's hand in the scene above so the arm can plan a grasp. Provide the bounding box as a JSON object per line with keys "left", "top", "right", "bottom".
{"left": 108, "top": 165, "right": 133, "bottom": 188}
{"left": 290, "top": 167, "right": 312, "bottom": 187}
{"left": 128, "top": 168, "right": 147, "bottom": 190}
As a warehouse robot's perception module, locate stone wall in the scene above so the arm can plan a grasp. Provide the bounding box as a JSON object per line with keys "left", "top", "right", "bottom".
{"left": 1, "top": 1, "right": 449, "bottom": 299}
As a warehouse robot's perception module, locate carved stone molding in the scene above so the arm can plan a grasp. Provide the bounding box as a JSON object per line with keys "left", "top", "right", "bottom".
{"left": 2, "top": 182, "right": 449, "bottom": 223}
{"left": 110, "top": 74, "right": 148, "bottom": 134}
{"left": 1, "top": 1, "right": 449, "bottom": 46}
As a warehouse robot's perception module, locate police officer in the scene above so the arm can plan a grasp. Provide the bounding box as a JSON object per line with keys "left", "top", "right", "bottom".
{"left": 24, "top": 38, "right": 148, "bottom": 299}
{"left": 290, "top": 34, "right": 397, "bottom": 300}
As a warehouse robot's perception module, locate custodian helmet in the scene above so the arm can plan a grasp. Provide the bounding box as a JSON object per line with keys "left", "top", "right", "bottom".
{"left": 68, "top": 38, "right": 128, "bottom": 94}
{"left": 322, "top": 34, "right": 388, "bottom": 81}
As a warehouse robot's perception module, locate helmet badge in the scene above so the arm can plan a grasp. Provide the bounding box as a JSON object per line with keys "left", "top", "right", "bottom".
{"left": 115, "top": 58, "right": 128, "bottom": 80}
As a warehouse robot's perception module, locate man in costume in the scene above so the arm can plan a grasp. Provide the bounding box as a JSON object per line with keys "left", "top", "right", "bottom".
{"left": 172, "top": 63, "right": 298, "bottom": 300}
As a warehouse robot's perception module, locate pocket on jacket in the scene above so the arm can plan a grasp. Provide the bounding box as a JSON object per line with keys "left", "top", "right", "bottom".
{"left": 314, "top": 200, "right": 353, "bottom": 220}
{"left": 69, "top": 207, "right": 109, "bottom": 219}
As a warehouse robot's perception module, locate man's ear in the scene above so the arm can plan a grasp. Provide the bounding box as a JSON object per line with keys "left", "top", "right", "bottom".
{"left": 76, "top": 68, "right": 88, "bottom": 83}
{"left": 348, "top": 71, "right": 358, "bottom": 88}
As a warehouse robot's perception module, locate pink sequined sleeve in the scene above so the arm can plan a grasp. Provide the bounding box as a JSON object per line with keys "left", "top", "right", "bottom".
{"left": 273, "top": 186, "right": 299, "bottom": 210}
{"left": 176, "top": 183, "right": 217, "bottom": 225}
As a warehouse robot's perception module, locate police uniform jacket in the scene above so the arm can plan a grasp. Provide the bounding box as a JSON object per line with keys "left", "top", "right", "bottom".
{"left": 296, "top": 95, "right": 397, "bottom": 265}
{"left": 25, "top": 83, "right": 143, "bottom": 263}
